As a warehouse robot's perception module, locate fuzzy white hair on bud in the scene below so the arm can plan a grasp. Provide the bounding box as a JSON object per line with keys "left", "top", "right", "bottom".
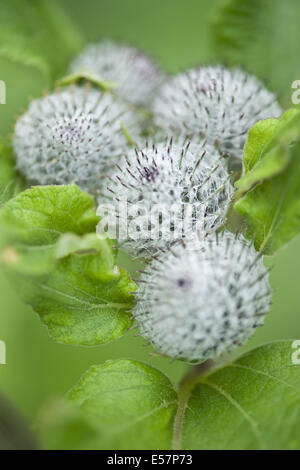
{"left": 13, "top": 85, "right": 140, "bottom": 194}
{"left": 100, "top": 137, "right": 234, "bottom": 257}
{"left": 70, "top": 40, "right": 166, "bottom": 107}
{"left": 133, "top": 231, "right": 272, "bottom": 362}
{"left": 153, "top": 66, "right": 282, "bottom": 158}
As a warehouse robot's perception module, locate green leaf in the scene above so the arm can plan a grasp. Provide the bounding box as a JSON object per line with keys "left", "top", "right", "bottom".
{"left": 36, "top": 400, "right": 98, "bottom": 451}
{"left": 55, "top": 233, "right": 116, "bottom": 260}
{"left": 0, "top": 185, "right": 100, "bottom": 274}
{"left": 9, "top": 252, "right": 135, "bottom": 346}
{"left": 38, "top": 341, "right": 300, "bottom": 450}
{"left": 235, "top": 110, "right": 300, "bottom": 253}
{"left": 212, "top": 0, "right": 300, "bottom": 106}
{"left": 38, "top": 359, "right": 177, "bottom": 450}
{"left": 56, "top": 71, "right": 119, "bottom": 92}
{"left": 0, "top": 138, "right": 25, "bottom": 207}
{"left": 236, "top": 109, "right": 300, "bottom": 192}
{"left": 181, "top": 341, "right": 300, "bottom": 450}
{"left": 0, "top": 185, "right": 136, "bottom": 345}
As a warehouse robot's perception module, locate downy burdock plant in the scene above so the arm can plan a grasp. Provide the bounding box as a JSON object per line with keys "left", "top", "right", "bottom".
{"left": 133, "top": 231, "right": 272, "bottom": 362}
{"left": 153, "top": 66, "right": 282, "bottom": 159}
{"left": 70, "top": 39, "right": 166, "bottom": 107}
{"left": 2, "top": 5, "right": 300, "bottom": 447}
{"left": 13, "top": 85, "right": 140, "bottom": 194}
{"left": 99, "top": 136, "right": 234, "bottom": 257}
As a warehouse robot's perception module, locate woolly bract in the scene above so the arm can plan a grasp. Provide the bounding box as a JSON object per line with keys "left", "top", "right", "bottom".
{"left": 70, "top": 40, "right": 166, "bottom": 107}
{"left": 99, "top": 137, "right": 233, "bottom": 257}
{"left": 153, "top": 66, "right": 282, "bottom": 158}
{"left": 133, "top": 231, "right": 272, "bottom": 362}
{"left": 13, "top": 86, "right": 140, "bottom": 194}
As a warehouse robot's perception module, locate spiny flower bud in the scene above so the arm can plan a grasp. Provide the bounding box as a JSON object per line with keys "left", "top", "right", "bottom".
{"left": 133, "top": 231, "right": 272, "bottom": 362}
{"left": 99, "top": 137, "right": 233, "bottom": 257}
{"left": 13, "top": 86, "right": 140, "bottom": 194}
{"left": 153, "top": 66, "right": 282, "bottom": 158}
{"left": 70, "top": 40, "right": 166, "bottom": 107}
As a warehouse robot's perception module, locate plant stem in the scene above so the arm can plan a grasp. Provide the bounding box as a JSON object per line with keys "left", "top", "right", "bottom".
{"left": 179, "top": 359, "right": 215, "bottom": 389}
{"left": 172, "top": 359, "right": 215, "bottom": 450}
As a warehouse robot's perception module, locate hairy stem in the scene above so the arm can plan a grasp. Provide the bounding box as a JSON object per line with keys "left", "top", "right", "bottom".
{"left": 172, "top": 359, "right": 215, "bottom": 450}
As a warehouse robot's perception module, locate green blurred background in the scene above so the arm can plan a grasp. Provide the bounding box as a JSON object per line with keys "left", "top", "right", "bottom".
{"left": 0, "top": 0, "right": 300, "bottom": 425}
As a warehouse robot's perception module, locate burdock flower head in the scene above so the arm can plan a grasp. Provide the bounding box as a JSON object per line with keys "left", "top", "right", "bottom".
{"left": 13, "top": 85, "right": 140, "bottom": 194}
{"left": 99, "top": 137, "right": 233, "bottom": 257}
{"left": 133, "top": 231, "right": 272, "bottom": 362}
{"left": 70, "top": 40, "right": 166, "bottom": 107}
{"left": 153, "top": 66, "right": 282, "bottom": 158}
